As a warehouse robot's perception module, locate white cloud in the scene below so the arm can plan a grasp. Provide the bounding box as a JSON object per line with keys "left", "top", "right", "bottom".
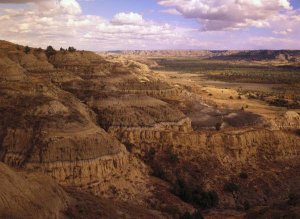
{"left": 59, "top": 0, "right": 81, "bottom": 14}
{"left": 0, "top": 0, "right": 46, "bottom": 3}
{"left": 111, "top": 12, "right": 144, "bottom": 25}
{"left": 0, "top": 0, "right": 189, "bottom": 50}
{"left": 269, "top": 9, "right": 300, "bottom": 36}
{"left": 157, "top": 0, "right": 293, "bottom": 31}
{"left": 0, "top": 0, "right": 299, "bottom": 50}
{"left": 160, "top": 8, "right": 181, "bottom": 15}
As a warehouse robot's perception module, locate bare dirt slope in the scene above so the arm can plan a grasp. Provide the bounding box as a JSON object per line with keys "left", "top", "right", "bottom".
{"left": 0, "top": 162, "right": 69, "bottom": 219}
{"left": 0, "top": 40, "right": 299, "bottom": 218}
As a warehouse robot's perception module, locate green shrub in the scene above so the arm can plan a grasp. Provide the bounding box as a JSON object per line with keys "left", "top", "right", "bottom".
{"left": 224, "top": 182, "right": 240, "bottom": 193}
{"left": 147, "top": 147, "right": 156, "bottom": 161}
{"left": 166, "top": 148, "right": 179, "bottom": 164}
{"left": 151, "top": 163, "right": 165, "bottom": 179}
{"left": 173, "top": 179, "right": 193, "bottom": 202}
{"left": 173, "top": 180, "right": 219, "bottom": 209}
{"left": 243, "top": 200, "right": 250, "bottom": 210}
{"left": 46, "top": 45, "right": 56, "bottom": 57}
{"left": 287, "top": 194, "right": 298, "bottom": 206}
{"left": 162, "top": 205, "right": 181, "bottom": 217}
{"left": 193, "top": 191, "right": 219, "bottom": 209}
{"left": 24, "top": 46, "right": 30, "bottom": 54}
{"left": 124, "top": 142, "right": 135, "bottom": 152}
{"left": 268, "top": 98, "right": 289, "bottom": 107}
{"left": 239, "top": 172, "right": 248, "bottom": 179}
{"left": 68, "top": 46, "right": 76, "bottom": 52}
{"left": 215, "top": 122, "right": 222, "bottom": 131}
{"left": 180, "top": 210, "right": 204, "bottom": 219}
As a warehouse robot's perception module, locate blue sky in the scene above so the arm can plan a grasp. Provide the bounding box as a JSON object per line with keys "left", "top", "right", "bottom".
{"left": 80, "top": 0, "right": 195, "bottom": 24}
{"left": 0, "top": 0, "right": 299, "bottom": 50}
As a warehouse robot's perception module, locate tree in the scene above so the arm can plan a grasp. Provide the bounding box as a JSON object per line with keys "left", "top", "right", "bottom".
{"left": 68, "top": 46, "right": 76, "bottom": 52}
{"left": 45, "top": 45, "right": 56, "bottom": 57}
{"left": 24, "top": 46, "right": 30, "bottom": 54}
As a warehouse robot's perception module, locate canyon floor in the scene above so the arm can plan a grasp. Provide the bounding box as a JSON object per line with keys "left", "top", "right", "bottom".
{"left": 0, "top": 41, "right": 299, "bottom": 219}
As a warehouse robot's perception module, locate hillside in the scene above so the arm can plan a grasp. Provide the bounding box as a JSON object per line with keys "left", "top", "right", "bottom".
{"left": 0, "top": 40, "right": 299, "bottom": 218}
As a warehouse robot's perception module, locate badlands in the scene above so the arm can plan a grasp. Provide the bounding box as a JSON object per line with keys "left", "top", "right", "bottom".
{"left": 0, "top": 40, "right": 299, "bottom": 218}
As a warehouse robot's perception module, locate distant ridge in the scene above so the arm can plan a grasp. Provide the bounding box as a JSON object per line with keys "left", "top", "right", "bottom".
{"left": 100, "top": 49, "right": 300, "bottom": 62}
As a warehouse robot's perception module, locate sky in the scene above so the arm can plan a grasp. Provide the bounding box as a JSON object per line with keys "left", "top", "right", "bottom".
{"left": 0, "top": 0, "right": 299, "bottom": 50}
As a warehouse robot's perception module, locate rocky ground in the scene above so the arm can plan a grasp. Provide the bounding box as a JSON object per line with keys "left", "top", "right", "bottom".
{"left": 0, "top": 40, "right": 299, "bottom": 218}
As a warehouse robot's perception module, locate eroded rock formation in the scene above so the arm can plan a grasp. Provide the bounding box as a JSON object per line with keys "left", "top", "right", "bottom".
{"left": 0, "top": 40, "right": 299, "bottom": 218}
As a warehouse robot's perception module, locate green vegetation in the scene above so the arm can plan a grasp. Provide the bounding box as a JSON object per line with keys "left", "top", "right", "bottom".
{"left": 224, "top": 182, "right": 240, "bottom": 193}
{"left": 46, "top": 45, "right": 56, "bottom": 57}
{"left": 152, "top": 58, "right": 300, "bottom": 84}
{"left": 24, "top": 46, "right": 30, "bottom": 54}
{"left": 215, "top": 122, "right": 222, "bottom": 131}
{"left": 239, "top": 171, "right": 248, "bottom": 179}
{"left": 124, "top": 142, "right": 135, "bottom": 152}
{"left": 68, "top": 46, "right": 76, "bottom": 52}
{"left": 151, "top": 162, "right": 165, "bottom": 179}
{"left": 152, "top": 58, "right": 300, "bottom": 109}
{"left": 287, "top": 194, "right": 298, "bottom": 206}
{"left": 173, "top": 179, "right": 219, "bottom": 209}
{"left": 243, "top": 200, "right": 251, "bottom": 210}
{"left": 166, "top": 148, "right": 179, "bottom": 164}
{"left": 180, "top": 211, "right": 204, "bottom": 219}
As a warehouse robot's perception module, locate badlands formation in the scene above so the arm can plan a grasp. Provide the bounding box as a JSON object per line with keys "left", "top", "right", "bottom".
{"left": 0, "top": 40, "right": 299, "bottom": 218}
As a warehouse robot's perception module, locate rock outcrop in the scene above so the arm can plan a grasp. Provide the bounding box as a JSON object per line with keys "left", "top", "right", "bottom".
{"left": 1, "top": 40, "right": 300, "bottom": 217}
{"left": 0, "top": 41, "right": 131, "bottom": 190}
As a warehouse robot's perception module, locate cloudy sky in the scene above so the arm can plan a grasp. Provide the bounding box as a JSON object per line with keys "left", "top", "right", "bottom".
{"left": 0, "top": 0, "right": 299, "bottom": 50}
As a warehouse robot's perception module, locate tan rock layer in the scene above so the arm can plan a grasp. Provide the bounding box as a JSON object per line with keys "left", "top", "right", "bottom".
{"left": 113, "top": 127, "right": 300, "bottom": 165}
{"left": 26, "top": 151, "right": 129, "bottom": 187}
{"left": 121, "top": 87, "right": 182, "bottom": 99}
